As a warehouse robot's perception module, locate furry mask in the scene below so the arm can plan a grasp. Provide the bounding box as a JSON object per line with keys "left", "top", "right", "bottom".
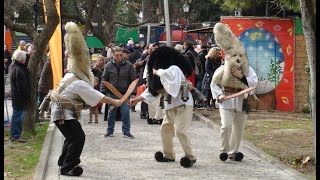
{"left": 212, "top": 23, "right": 249, "bottom": 89}
{"left": 147, "top": 46, "right": 192, "bottom": 96}
{"left": 64, "top": 21, "right": 94, "bottom": 86}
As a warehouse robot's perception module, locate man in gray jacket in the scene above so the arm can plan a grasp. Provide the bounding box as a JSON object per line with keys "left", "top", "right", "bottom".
{"left": 101, "top": 46, "right": 137, "bottom": 138}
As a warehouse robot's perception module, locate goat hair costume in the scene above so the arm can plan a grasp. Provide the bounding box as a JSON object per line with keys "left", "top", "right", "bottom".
{"left": 147, "top": 46, "right": 193, "bottom": 97}
{"left": 140, "top": 46, "right": 197, "bottom": 168}
{"left": 212, "top": 23, "right": 249, "bottom": 89}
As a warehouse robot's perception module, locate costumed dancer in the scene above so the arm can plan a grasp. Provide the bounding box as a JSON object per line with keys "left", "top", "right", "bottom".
{"left": 41, "top": 22, "right": 122, "bottom": 176}
{"left": 210, "top": 23, "right": 258, "bottom": 162}
{"left": 130, "top": 46, "right": 206, "bottom": 168}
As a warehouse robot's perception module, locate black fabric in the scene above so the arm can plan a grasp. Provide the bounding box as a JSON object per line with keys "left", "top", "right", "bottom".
{"left": 239, "top": 76, "right": 249, "bottom": 87}
{"left": 4, "top": 49, "right": 12, "bottom": 74}
{"left": 128, "top": 50, "right": 142, "bottom": 64}
{"left": 134, "top": 57, "right": 147, "bottom": 86}
{"left": 147, "top": 46, "right": 192, "bottom": 96}
{"left": 91, "top": 66, "right": 102, "bottom": 81}
{"left": 140, "top": 52, "right": 148, "bottom": 61}
{"left": 54, "top": 120, "right": 85, "bottom": 172}
{"left": 202, "top": 57, "right": 222, "bottom": 92}
{"left": 9, "top": 61, "right": 31, "bottom": 110}
{"left": 198, "top": 49, "right": 207, "bottom": 74}
{"left": 100, "top": 60, "right": 137, "bottom": 94}
{"left": 140, "top": 101, "right": 148, "bottom": 115}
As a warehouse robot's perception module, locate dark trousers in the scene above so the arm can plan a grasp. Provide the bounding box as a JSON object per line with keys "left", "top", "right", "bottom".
{"left": 206, "top": 89, "right": 214, "bottom": 106}
{"left": 141, "top": 101, "right": 148, "bottom": 115}
{"left": 54, "top": 120, "right": 85, "bottom": 172}
{"left": 105, "top": 104, "right": 122, "bottom": 121}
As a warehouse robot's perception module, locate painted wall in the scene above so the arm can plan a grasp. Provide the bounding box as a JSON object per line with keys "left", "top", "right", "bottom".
{"left": 221, "top": 17, "right": 295, "bottom": 112}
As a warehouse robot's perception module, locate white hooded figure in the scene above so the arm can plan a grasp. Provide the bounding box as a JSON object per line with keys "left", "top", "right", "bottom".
{"left": 50, "top": 21, "right": 121, "bottom": 176}
{"left": 210, "top": 23, "right": 258, "bottom": 162}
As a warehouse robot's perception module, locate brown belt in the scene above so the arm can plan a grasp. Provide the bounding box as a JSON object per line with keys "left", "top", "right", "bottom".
{"left": 224, "top": 87, "right": 243, "bottom": 94}
{"left": 59, "top": 102, "right": 85, "bottom": 111}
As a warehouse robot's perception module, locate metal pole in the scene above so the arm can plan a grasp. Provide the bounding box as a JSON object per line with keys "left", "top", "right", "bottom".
{"left": 185, "top": 13, "right": 188, "bottom": 41}
{"left": 163, "top": 0, "right": 172, "bottom": 47}
{"left": 147, "top": 23, "right": 150, "bottom": 45}
{"left": 185, "top": 13, "right": 188, "bottom": 31}
{"left": 265, "top": 0, "right": 269, "bottom": 17}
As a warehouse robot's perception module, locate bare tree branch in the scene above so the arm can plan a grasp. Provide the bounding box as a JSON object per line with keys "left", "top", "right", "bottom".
{"left": 4, "top": 17, "right": 35, "bottom": 39}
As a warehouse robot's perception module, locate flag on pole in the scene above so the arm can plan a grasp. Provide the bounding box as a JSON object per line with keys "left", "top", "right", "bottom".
{"left": 43, "top": 0, "right": 62, "bottom": 89}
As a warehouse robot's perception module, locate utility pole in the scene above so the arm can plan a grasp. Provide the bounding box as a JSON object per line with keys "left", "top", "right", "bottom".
{"left": 265, "top": 0, "right": 269, "bottom": 17}
{"left": 163, "top": 0, "right": 171, "bottom": 47}
{"left": 147, "top": 23, "right": 150, "bottom": 45}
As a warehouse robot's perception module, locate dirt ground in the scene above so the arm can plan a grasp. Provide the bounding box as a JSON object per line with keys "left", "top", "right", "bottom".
{"left": 194, "top": 108, "right": 316, "bottom": 180}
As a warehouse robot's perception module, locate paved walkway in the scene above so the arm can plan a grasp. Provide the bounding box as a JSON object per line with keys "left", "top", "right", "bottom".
{"left": 4, "top": 75, "right": 309, "bottom": 180}
{"left": 40, "top": 104, "right": 308, "bottom": 180}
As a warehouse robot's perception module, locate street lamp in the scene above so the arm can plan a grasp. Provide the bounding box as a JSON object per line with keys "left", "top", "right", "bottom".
{"left": 183, "top": 3, "right": 190, "bottom": 31}
{"left": 14, "top": 11, "right": 19, "bottom": 23}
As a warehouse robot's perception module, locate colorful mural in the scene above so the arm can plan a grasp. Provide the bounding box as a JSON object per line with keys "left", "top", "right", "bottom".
{"left": 221, "top": 17, "right": 295, "bottom": 111}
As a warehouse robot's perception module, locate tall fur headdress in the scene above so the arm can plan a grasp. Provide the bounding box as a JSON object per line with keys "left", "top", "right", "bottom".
{"left": 212, "top": 23, "right": 249, "bottom": 89}
{"left": 64, "top": 21, "right": 94, "bottom": 86}
{"left": 147, "top": 46, "right": 192, "bottom": 96}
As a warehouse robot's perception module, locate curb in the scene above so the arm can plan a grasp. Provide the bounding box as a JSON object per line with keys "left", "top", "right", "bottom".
{"left": 33, "top": 122, "right": 56, "bottom": 180}
{"left": 193, "top": 113, "right": 310, "bottom": 180}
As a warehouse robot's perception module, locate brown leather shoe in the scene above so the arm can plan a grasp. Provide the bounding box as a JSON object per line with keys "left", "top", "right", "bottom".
{"left": 11, "top": 137, "right": 27, "bottom": 143}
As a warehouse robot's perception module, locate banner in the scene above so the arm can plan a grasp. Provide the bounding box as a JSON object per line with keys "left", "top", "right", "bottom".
{"left": 43, "top": 0, "right": 62, "bottom": 89}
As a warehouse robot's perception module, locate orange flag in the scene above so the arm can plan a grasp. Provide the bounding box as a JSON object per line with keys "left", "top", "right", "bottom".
{"left": 43, "top": 0, "right": 62, "bottom": 89}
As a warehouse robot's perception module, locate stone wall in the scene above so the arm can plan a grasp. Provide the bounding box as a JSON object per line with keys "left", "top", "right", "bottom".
{"left": 294, "top": 35, "right": 310, "bottom": 112}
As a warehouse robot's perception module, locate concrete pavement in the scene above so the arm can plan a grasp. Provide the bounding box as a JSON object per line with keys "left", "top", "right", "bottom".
{"left": 35, "top": 104, "right": 309, "bottom": 180}
{"left": 4, "top": 75, "right": 309, "bottom": 180}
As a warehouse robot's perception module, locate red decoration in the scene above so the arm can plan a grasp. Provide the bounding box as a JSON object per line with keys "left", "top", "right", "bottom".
{"left": 221, "top": 17, "right": 295, "bottom": 112}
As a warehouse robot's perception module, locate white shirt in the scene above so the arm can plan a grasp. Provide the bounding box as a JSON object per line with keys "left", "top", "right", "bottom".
{"left": 51, "top": 73, "right": 105, "bottom": 122}
{"left": 142, "top": 63, "right": 148, "bottom": 79}
{"left": 210, "top": 66, "right": 258, "bottom": 112}
{"left": 141, "top": 65, "right": 193, "bottom": 110}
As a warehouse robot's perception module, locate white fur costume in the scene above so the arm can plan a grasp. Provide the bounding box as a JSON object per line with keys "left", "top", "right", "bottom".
{"left": 64, "top": 22, "right": 94, "bottom": 87}
{"left": 212, "top": 23, "right": 249, "bottom": 89}
{"left": 51, "top": 22, "right": 106, "bottom": 176}
{"left": 210, "top": 23, "right": 258, "bottom": 160}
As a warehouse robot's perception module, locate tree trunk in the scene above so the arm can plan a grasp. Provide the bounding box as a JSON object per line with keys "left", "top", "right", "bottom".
{"left": 4, "top": 0, "right": 59, "bottom": 134}
{"left": 299, "top": 0, "right": 316, "bottom": 163}
{"left": 24, "top": 49, "right": 43, "bottom": 133}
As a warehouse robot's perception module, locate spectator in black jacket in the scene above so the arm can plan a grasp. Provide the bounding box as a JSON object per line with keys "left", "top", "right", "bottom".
{"left": 9, "top": 50, "right": 31, "bottom": 143}
{"left": 202, "top": 47, "right": 222, "bottom": 110}
{"left": 4, "top": 45, "right": 12, "bottom": 74}
{"left": 101, "top": 46, "right": 137, "bottom": 138}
